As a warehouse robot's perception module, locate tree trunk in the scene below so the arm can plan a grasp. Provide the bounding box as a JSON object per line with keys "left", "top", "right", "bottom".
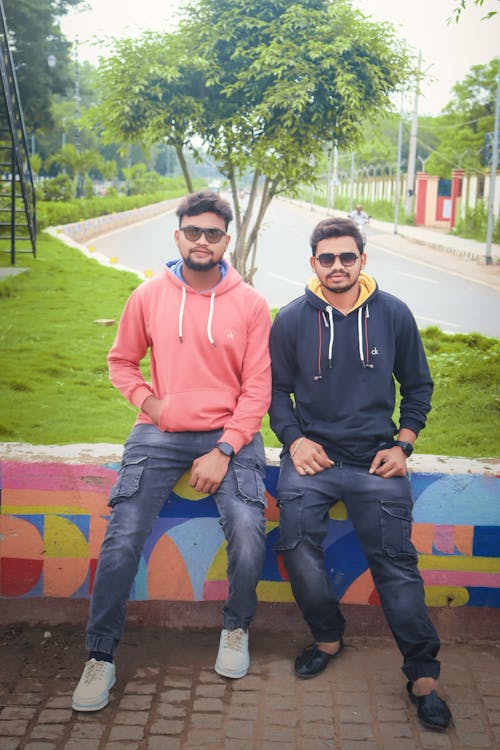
{"left": 175, "top": 146, "right": 194, "bottom": 193}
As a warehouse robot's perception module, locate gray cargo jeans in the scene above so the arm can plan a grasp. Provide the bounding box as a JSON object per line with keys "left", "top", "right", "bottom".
{"left": 275, "top": 453, "right": 441, "bottom": 682}
{"left": 86, "top": 424, "right": 267, "bottom": 656}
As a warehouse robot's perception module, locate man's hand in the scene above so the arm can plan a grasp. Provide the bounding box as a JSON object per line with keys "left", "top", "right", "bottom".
{"left": 142, "top": 395, "right": 163, "bottom": 426}
{"left": 369, "top": 447, "right": 408, "bottom": 478}
{"left": 290, "top": 437, "right": 333, "bottom": 476}
{"left": 189, "top": 449, "right": 231, "bottom": 495}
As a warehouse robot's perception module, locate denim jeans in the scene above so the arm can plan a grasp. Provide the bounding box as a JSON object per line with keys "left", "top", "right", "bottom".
{"left": 86, "top": 424, "right": 267, "bottom": 656}
{"left": 276, "top": 454, "right": 441, "bottom": 681}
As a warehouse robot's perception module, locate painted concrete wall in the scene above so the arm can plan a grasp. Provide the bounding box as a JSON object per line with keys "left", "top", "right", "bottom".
{"left": 1, "top": 444, "right": 499, "bottom": 609}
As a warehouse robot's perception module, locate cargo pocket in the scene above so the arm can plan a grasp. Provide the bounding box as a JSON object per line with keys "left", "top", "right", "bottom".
{"left": 380, "top": 501, "right": 417, "bottom": 560}
{"left": 232, "top": 458, "right": 266, "bottom": 507}
{"left": 108, "top": 456, "right": 147, "bottom": 507}
{"left": 274, "top": 492, "right": 303, "bottom": 551}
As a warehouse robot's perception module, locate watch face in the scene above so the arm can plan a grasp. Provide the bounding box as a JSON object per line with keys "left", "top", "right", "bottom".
{"left": 217, "top": 442, "right": 234, "bottom": 457}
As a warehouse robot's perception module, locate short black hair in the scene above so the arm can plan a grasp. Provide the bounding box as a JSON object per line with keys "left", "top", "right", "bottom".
{"left": 310, "top": 217, "right": 364, "bottom": 255}
{"left": 176, "top": 191, "right": 233, "bottom": 229}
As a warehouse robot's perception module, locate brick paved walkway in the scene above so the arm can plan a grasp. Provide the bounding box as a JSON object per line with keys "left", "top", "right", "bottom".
{"left": 1, "top": 624, "right": 499, "bottom": 749}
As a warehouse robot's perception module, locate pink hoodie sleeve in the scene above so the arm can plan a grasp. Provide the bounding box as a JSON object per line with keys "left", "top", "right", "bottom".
{"left": 219, "top": 294, "right": 272, "bottom": 454}
{"left": 107, "top": 288, "right": 154, "bottom": 410}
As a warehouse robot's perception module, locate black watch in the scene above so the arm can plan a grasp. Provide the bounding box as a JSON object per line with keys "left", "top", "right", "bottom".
{"left": 216, "top": 442, "right": 234, "bottom": 458}
{"left": 394, "top": 440, "right": 413, "bottom": 457}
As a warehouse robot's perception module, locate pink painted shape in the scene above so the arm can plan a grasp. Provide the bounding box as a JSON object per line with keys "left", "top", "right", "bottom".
{"left": 2, "top": 462, "right": 116, "bottom": 494}
{"left": 203, "top": 580, "right": 229, "bottom": 600}
{"left": 433, "top": 525, "right": 455, "bottom": 554}
{"left": 422, "top": 571, "right": 500, "bottom": 587}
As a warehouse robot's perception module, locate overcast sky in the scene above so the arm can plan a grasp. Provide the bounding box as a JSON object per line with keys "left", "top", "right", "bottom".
{"left": 60, "top": 0, "right": 500, "bottom": 116}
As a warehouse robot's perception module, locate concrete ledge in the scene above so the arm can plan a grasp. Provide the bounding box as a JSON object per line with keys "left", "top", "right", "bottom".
{"left": 1, "top": 443, "right": 499, "bottom": 638}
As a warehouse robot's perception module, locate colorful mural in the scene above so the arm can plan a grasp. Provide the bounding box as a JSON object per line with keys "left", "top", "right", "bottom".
{"left": 1, "top": 459, "right": 499, "bottom": 607}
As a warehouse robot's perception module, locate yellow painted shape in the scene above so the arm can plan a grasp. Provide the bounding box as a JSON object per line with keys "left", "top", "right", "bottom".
{"left": 173, "top": 471, "right": 209, "bottom": 501}
{"left": 3, "top": 505, "right": 90, "bottom": 516}
{"left": 329, "top": 501, "right": 347, "bottom": 520}
{"left": 265, "top": 521, "right": 279, "bottom": 533}
{"left": 257, "top": 580, "right": 294, "bottom": 602}
{"left": 206, "top": 541, "right": 228, "bottom": 580}
{"left": 44, "top": 516, "right": 88, "bottom": 558}
{"left": 424, "top": 586, "right": 470, "bottom": 607}
{"left": 418, "top": 554, "right": 500, "bottom": 572}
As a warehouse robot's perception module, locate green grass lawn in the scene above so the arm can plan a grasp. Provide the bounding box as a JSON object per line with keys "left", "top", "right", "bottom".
{"left": 1, "top": 233, "right": 499, "bottom": 457}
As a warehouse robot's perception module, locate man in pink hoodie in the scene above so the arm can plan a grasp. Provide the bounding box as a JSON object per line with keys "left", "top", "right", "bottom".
{"left": 72, "top": 191, "right": 272, "bottom": 712}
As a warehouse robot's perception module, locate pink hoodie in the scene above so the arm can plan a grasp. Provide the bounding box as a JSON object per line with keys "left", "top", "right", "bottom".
{"left": 107, "top": 262, "right": 272, "bottom": 454}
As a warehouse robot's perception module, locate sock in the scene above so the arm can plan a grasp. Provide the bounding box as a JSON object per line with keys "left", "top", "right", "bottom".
{"left": 88, "top": 650, "right": 113, "bottom": 664}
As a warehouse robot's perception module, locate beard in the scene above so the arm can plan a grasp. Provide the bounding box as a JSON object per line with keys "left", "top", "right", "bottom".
{"left": 184, "top": 254, "right": 219, "bottom": 272}
{"left": 324, "top": 275, "right": 358, "bottom": 294}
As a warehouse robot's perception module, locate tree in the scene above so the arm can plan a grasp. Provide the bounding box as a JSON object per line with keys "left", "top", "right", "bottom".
{"left": 425, "top": 59, "right": 499, "bottom": 177}
{"left": 451, "top": 0, "right": 499, "bottom": 21}
{"left": 45, "top": 143, "right": 105, "bottom": 196}
{"left": 2, "top": 0, "right": 84, "bottom": 130}
{"left": 93, "top": 0, "right": 412, "bottom": 282}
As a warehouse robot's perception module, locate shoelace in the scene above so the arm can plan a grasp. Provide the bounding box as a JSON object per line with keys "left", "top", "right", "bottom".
{"left": 82, "top": 660, "right": 109, "bottom": 685}
{"left": 224, "top": 629, "right": 245, "bottom": 652}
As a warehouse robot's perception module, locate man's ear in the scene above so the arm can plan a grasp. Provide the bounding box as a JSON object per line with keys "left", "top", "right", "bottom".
{"left": 309, "top": 255, "right": 316, "bottom": 273}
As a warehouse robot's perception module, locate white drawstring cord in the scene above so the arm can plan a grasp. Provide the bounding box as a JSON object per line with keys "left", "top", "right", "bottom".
{"left": 326, "top": 306, "right": 334, "bottom": 367}
{"left": 207, "top": 292, "right": 216, "bottom": 346}
{"left": 178, "top": 285, "right": 186, "bottom": 342}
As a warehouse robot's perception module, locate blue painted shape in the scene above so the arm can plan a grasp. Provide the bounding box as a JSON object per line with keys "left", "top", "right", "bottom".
{"left": 262, "top": 526, "right": 282, "bottom": 580}
{"left": 166, "top": 517, "right": 226, "bottom": 600}
{"left": 413, "top": 475, "right": 500, "bottom": 525}
{"left": 142, "top": 518, "right": 194, "bottom": 562}
{"left": 473, "top": 526, "right": 500, "bottom": 557}
{"left": 132, "top": 556, "right": 149, "bottom": 601}
{"left": 466, "top": 587, "right": 500, "bottom": 607}
{"left": 410, "top": 472, "right": 443, "bottom": 501}
{"left": 159, "top": 494, "right": 219, "bottom": 518}
{"left": 324, "top": 526, "right": 369, "bottom": 599}
{"left": 264, "top": 465, "right": 280, "bottom": 498}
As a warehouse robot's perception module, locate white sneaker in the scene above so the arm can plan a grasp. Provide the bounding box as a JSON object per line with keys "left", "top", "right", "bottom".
{"left": 214, "top": 628, "right": 249, "bottom": 678}
{"left": 72, "top": 659, "right": 116, "bottom": 712}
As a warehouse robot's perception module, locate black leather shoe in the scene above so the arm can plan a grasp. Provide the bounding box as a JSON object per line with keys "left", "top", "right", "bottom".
{"left": 294, "top": 640, "right": 344, "bottom": 679}
{"left": 407, "top": 681, "right": 452, "bottom": 731}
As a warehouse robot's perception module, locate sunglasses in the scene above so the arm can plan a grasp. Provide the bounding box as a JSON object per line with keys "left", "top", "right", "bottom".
{"left": 315, "top": 252, "right": 359, "bottom": 268}
{"left": 179, "top": 225, "right": 227, "bottom": 243}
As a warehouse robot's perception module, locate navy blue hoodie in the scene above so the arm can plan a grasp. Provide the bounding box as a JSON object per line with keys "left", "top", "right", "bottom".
{"left": 269, "top": 272, "right": 433, "bottom": 465}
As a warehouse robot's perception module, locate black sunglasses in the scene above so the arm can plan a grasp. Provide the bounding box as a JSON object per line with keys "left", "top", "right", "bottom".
{"left": 179, "top": 225, "right": 227, "bottom": 244}
{"left": 315, "top": 252, "right": 359, "bottom": 268}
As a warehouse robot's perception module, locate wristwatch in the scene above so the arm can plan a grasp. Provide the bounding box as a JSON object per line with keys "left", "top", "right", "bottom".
{"left": 216, "top": 442, "right": 234, "bottom": 458}
{"left": 394, "top": 440, "right": 414, "bottom": 457}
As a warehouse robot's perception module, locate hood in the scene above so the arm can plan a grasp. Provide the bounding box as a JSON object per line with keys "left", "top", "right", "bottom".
{"left": 306, "top": 271, "right": 377, "bottom": 312}
{"left": 164, "top": 258, "right": 243, "bottom": 345}
{"left": 304, "top": 271, "right": 379, "bottom": 378}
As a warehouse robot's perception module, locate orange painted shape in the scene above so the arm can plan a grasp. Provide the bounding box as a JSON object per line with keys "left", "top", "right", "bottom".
{"left": 147, "top": 534, "right": 194, "bottom": 600}
{"left": 454, "top": 526, "right": 474, "bottom": 556}
{"left": 3, "top": 488, "right": 109, "bottom": 515}
{"left": 43, "top": 558, "right": 89, "bottom": 597}
{"left": 341, "top": 569, "right": 375, "bottom": 604}
{"left": 0, "top": 516, "right": 44, "bottom": 558}
{"left": 88, "top": 515, "right": 109, "bottom": 558}
{"left": 411, "top": 523, "right": 434, "bottom": 554}
{"left": 264, "top": 490, "right": 279, "bottom": 521}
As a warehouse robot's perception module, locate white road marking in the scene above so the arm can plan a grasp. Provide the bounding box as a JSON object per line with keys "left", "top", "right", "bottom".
{"left": 268, "top": 272, "right": 305, "bottom": 287}
{"left": 395, "top": 271, "right": 439, "bottom": 284}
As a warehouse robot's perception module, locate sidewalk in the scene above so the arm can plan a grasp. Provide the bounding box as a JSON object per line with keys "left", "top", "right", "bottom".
{"left": 1, "top": 623, "right": 499, "bottom": 749}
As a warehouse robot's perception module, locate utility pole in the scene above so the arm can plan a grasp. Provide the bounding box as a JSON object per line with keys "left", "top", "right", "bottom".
{"left": 485, "top": 58, "right": 500, "bottom": 266}
{"left": 74, "top": 35, "right": 80, "bottom": 154}
{"left": 406, "top": 51, "right": 421, "bottom": 218}
{"left": 331, "top": 145, "right": 338, "bottom": 215}
{"left": 394, "top": 93, "right": 405, "bottom": 234}
{"left": 349, "top": 152, "right": 355, "bottom": 212}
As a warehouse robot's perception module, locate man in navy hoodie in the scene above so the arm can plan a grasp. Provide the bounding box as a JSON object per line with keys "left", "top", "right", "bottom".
{"left": 269, "top": 217, "right": 452, "bottom": 732}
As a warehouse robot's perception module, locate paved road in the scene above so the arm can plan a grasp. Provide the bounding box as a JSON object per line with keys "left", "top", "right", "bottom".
{"left": 88, "top": 198, "right": 500, "bottom": 337}
{"left": 1, "top": 622, "right": 499, "bottom": 749}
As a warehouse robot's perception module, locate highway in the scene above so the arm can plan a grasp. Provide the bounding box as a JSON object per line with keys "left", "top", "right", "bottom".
{"left": 87, "top": 197, "right": 500, "bottom": 338}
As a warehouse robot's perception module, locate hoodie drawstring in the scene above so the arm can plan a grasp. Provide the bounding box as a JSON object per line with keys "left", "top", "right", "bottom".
{"left": 358, "top": 304, "right": 373, "bottom": 368}
{"left": 178, "top": 285, "right": 186, "bottom": 343}
{"left": 207, "top": 292, "right": 216, "bottom": 346}
{"left": 316, "top": 303, "right": 373, "bottom": 378}
{"left": 178, "top": 286, "right": 216, "bottom": 346}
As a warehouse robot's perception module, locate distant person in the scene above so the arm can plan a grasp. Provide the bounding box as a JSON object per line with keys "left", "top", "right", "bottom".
{"left": 269, "top": 216, "right": 452, "bottom": 732}
{"left": 72, "top": 191, "right": 272, "bottom": 712}
{"left": 349, "top": 204, "right": 369, "bottom": 245}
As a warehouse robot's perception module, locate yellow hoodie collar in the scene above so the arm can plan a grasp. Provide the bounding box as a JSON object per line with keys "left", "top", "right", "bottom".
{"left": 307, "top": 271, "right": 376, "bottom": 313}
